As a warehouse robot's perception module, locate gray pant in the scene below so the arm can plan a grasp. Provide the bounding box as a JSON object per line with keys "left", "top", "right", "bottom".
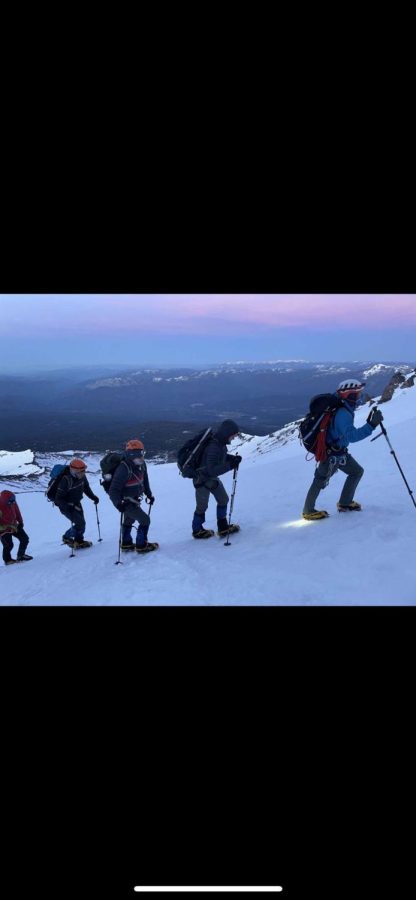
{"left": 303, "top": 452, "right": 364, "bottom": 514}
{"left": 194, "top": 477, "right": 229, "bottom": 516}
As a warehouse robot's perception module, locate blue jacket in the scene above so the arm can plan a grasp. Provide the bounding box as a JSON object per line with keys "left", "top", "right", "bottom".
{"left": 327, "top": 402, "right": 372, "bottom": 453}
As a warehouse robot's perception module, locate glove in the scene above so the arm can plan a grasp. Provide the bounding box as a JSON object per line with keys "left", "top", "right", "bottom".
{"left": 367, "top": 408, "right": 384, "bottom": 429}
{"left": 147, "top": 495, "right": 155, "bottom": 506}
{"left": 117, "top": 501, "right": 127, "bottom": 513}
{"left": 92, "top": 496, "right": 99, "bottom": 505}
{"left": 229, "top": 454, "right": 242, "bottom": 470}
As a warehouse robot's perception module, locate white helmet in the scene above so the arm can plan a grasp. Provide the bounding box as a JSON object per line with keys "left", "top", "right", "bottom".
{"left": 337, "top": 379, "right": 365, "bottom": 402}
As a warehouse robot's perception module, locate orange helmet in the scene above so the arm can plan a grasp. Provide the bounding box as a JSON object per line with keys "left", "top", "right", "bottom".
{"left": 125, "top": 439, "right": 145, "bottom": 451}
{"left": 69, "top": 458, "right": 87, "bottom": 470}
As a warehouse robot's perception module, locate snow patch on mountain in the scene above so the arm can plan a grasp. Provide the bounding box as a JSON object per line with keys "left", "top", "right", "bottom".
{"left": 0, "top": 450, "right": 44, "bottom": 478}
{"left": 363, "top": 363, "right": 413, "bottom": 379}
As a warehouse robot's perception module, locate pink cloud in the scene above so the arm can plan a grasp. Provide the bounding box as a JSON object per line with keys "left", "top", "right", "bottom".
{"left": 2, "top": 294, "right": 416, "bottom": 338}
{"left": 92, "top": 294, "right": 416, "bottom": 331}
{"left": 80, "top": 294, "right": 416, "bottom": 334}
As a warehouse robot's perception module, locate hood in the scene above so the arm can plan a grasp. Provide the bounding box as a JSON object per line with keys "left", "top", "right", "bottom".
{"left": 0, "top": 490, "right": 15, "bottom": 503}
{"left": 215, "top": 419, "right": 240, "bottom": 445}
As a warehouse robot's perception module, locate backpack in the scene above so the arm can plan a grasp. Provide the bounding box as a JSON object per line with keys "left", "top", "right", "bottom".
{"left": 99, "top": 451, "right": 125, "bottom": 493}
{"left": 177, "top": 427, "right": 213, "bottom": 478}
{"left": 299, "top": 394, "right": 344, "bottom": 462}
{"left": 46, "top": 464, "right": 70, "bottom": 502}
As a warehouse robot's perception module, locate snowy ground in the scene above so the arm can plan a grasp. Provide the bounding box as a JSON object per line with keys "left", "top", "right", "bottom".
{"left": 1, "top": 382, "right": 415, "bottom": 605}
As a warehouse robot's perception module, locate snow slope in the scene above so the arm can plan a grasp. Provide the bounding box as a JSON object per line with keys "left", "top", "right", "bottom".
{"left": 1, "top": 382, "right": 416, "bottom": 605}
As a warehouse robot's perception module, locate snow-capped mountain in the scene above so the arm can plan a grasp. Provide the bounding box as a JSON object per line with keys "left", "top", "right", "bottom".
{"left": 1, "top": 371, "right": 415, "bottom": 605}
{"left": 362, "top": 362, "right": 413, "bottom": 379}
{"left": 2, "top": 360, "right": 415, "bottom": 453}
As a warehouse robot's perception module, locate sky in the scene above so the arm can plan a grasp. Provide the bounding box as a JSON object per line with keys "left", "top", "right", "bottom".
{"left": 1, "top": 294, "right": 415, "bottom": 370}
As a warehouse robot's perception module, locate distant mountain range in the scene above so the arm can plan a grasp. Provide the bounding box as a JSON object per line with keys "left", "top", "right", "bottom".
{"left": 2, "top": 366, "right": 415, "bottom": 488}
{"left": 1, "top": 361, "right": 414, "bottom": 453}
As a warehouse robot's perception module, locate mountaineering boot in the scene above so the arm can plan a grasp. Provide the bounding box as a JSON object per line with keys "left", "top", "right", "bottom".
{"left": 121, "top": 542, "right": 136, "bottom": 551}
{"left": 192, "top": 512, "right": 214, "bottom": 538}
{"left": 217, "top": 524, "right": 240, "bottom": 536}
{"left": 62, "top": 537, "right": 93, "bottom": 548}
{"left": 302, "top": 510, "right": 329, "bottom": 521}
{"left": 16, "top": 554, "right": 33, "bottom": 562}
{"left": 5, "top": 559, "right": 17, "bottom": 565}
{"left": 217, "top": 517, "right": 240, "bottom": 536}
{"left": 135, "top": 522, "right": 159, "bottom": 552}
{"left": 136, "top": 541, "right": 159, "bottom": 553}
{"left": 193, "top": 527, "right": 215, "bottom": 539}
{"left": 337, "top": 501, "right": 362, "bottom": 511}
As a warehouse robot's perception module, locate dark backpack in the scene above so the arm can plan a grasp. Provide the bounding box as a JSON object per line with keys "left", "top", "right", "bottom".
{"left": 99, "top": 451, "right": 126, "bottom": 493}
{"left": 46, "top": 464, "right": 69, "bottom": 502}
{"left": 299, "top": 394, "right": 344, "bottom": 462}
{"left": 177, "top": 428, "right": 213, "bottom": 478}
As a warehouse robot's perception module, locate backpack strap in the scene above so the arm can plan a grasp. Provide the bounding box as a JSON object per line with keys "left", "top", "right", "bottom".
{"left": 326, "top": 405, "right": 352, "bottom": 452}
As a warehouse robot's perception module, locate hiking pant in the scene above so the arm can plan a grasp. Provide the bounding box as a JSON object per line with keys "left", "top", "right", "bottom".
{"left": 192, "top": 477, "right": 229, "bottom": 531}
{"left": 303, "top": 452, "right": 364, "bottom": 514}
{"left": 1, "top": 524, "right": 29, "bottom": 563}
{"left": 58, "top": 501, "right": 86, "bottom": 541}
{"left": 122, "top": 500, "right": 150, "bottom": 547}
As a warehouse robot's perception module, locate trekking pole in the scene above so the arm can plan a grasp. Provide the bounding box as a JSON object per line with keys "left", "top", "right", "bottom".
{"left": 115, "top": 512, "right": 124, "bottom": 565}
{"left": 371, "top": 418, "right": 416, "bottom": 509}
{"left": 69, "top": 522, "right": 76, "bottom": 558}
{"left": 95, "top": 504, "right": 102, "bottom": 541}
{"left": 224, "top": 467, "right": 238, "bottom": 547}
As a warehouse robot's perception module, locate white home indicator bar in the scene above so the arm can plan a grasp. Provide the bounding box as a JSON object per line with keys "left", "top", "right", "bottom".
{"left": 133, "top": 889, "right": 283, "bottom": 894}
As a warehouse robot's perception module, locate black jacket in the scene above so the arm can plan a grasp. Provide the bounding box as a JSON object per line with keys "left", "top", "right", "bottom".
{"left": 55, "top": 472, "right": 96, "bottom": 507}
{"left": 109, "top": 458, "right": 151, "bottom": 509}
{"left": 197, "top": 420, "right": 239, "bottom": 480}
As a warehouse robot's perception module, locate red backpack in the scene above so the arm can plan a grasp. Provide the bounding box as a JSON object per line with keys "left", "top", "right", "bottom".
{"left": 299, "top": 394, "right": 344, "bottom": 462}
